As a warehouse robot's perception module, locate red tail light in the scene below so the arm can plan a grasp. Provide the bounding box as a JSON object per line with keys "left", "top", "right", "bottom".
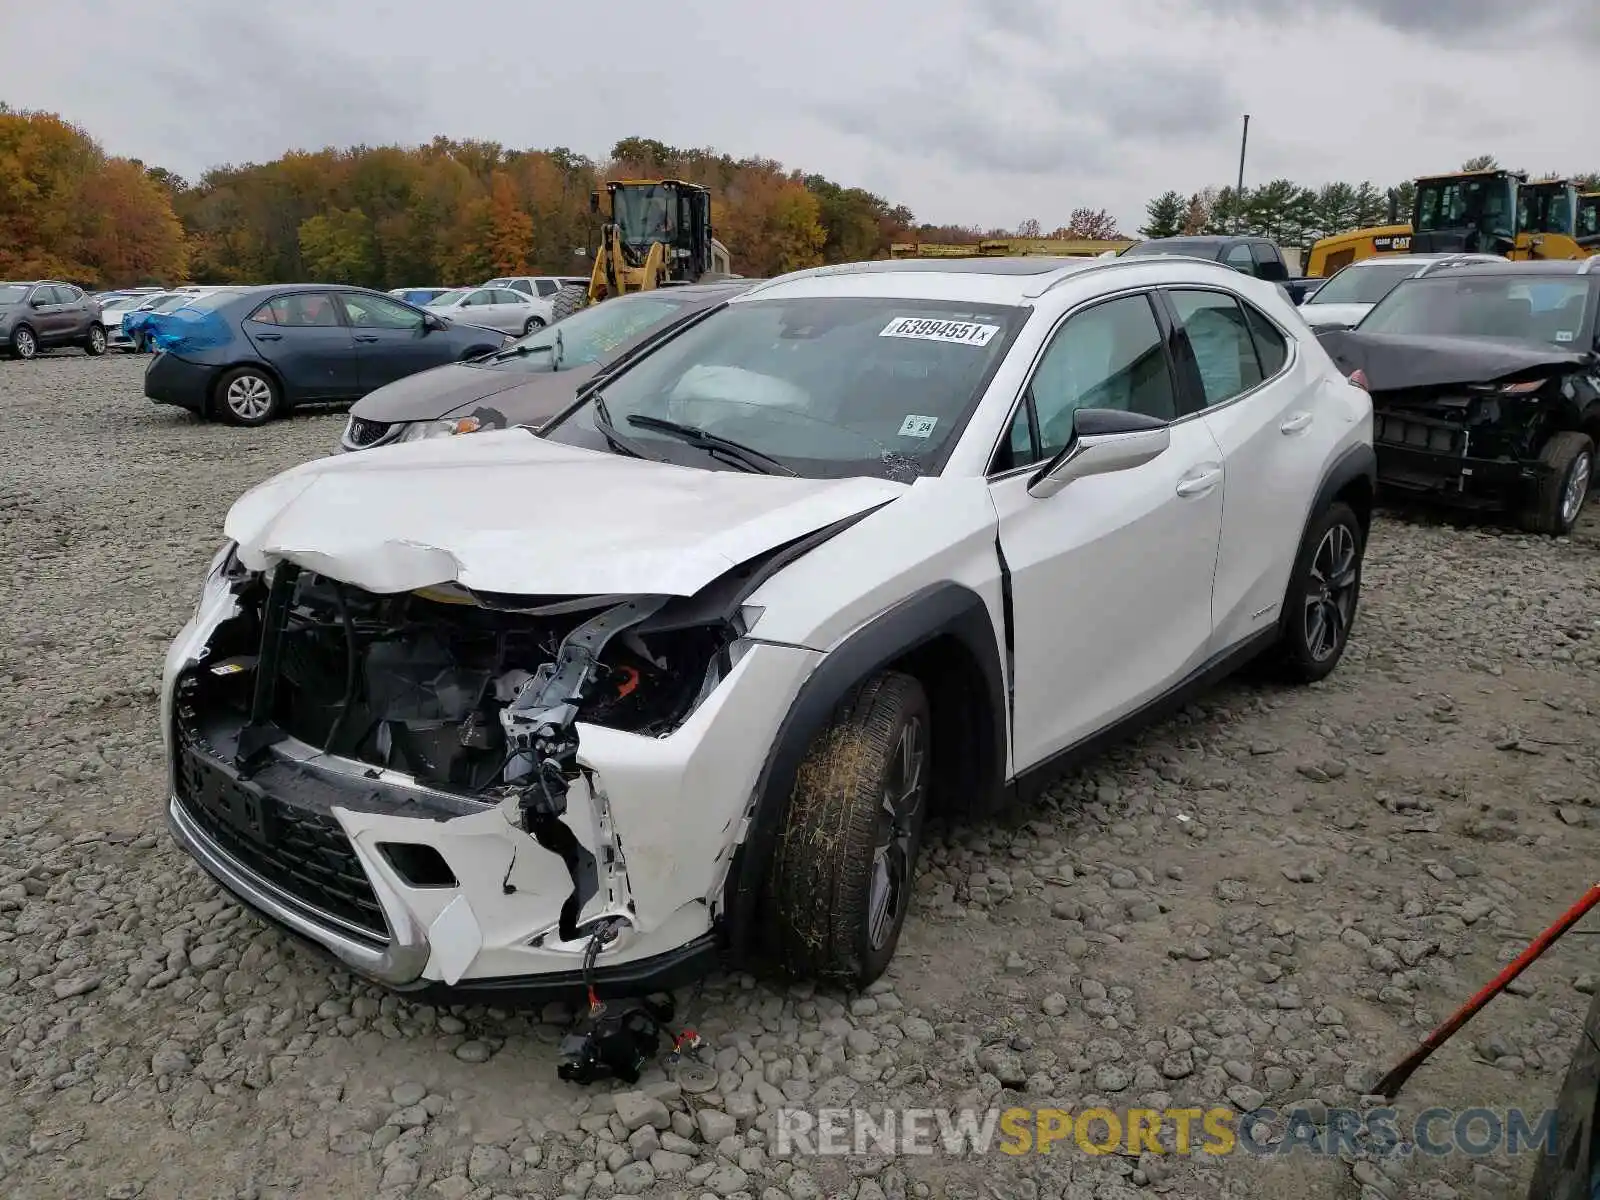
{"left": 1348, "top": 369, "right": 1369, "bottom": 391}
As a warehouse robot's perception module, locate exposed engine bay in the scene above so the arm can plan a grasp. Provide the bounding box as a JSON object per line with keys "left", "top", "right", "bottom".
{"left": 180, "top": 557, "right": 746, "bottom": 948}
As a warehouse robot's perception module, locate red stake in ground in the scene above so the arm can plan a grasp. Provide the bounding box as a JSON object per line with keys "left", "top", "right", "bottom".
{"left": 1374, "top": 881, "right": 1600, "bottom": 1100}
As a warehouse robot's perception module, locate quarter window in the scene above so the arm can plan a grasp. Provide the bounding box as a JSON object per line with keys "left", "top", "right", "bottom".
{"left": 1167, "top": 290, "right": 1264, "bottom": 407}
{"left": 494, "top": 290, "right": 523, "bottom": 305}
{"left": 535, "top": 279, "right": 557, "bottom": 297}
{"left": 999, "top": 293, "right": 1176, "bottom": 470}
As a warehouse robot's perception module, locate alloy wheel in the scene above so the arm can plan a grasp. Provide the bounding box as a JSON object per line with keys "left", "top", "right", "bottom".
{"left": 14, "top": 328, "right": 36, "bottom": 359}
{"left": 225, "top": 374, "right": 274, "bottom": 422}
{"left": 866, "top": 715, "right": 926, "bottom": 951}
{"left": 1303, "top": 522, "right": 1359, "bottom": 663}
{"left": 88, "top": 327, "right": 106, "bottom": 354}
{"left": 1562, "top": 452, "right": 1591, "bottom": 527}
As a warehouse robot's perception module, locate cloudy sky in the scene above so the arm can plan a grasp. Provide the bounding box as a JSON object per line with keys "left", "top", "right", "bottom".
{"left": 6, "top": 0, "right": 1597, "bottom": 231}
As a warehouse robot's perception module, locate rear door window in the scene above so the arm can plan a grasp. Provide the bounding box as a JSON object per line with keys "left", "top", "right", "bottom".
{"left": 1223, "top": 244, "right": 1256, "bottom": 273}
{"left": 535, "top": 279, "right": 558, "bottom": 297}
{"left": 251, "top": 293, "right": 343, "bottom": 327}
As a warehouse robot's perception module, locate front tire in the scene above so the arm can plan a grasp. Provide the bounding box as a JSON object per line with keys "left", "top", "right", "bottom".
{"left": 1276, "top": 501, "right": 1364, "bottom": 683}
{"left": 214, "top": 366, "right": 281, "bottom": 427}
{"left": 84, "top": 324, "right": 107, "bottom": 356}
{"left": 763, "top": 671, "right": 930, "bottom": 987}
{"left": 1518, "top": 432, "right": 1592, "bottom": 536}
{"left": 10, "top": 325, "right": 38, "bottom": 360}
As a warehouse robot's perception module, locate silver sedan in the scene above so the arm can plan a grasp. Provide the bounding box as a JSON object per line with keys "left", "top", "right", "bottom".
{"left": 423, "top": 287, "right": 552, "bottom": 336}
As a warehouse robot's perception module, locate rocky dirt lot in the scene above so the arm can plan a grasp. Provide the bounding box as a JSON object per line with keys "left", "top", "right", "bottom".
{"left": 1, "top": 353, "right": 1598, "bottom": 1200}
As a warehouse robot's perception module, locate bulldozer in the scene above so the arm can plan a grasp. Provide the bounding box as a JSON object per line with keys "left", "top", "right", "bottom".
{"left": 570, "top": 179, "right": 732, "bottom": 315}
{"left": 1306, "top": 169, "right": 1592, "bottom": 275}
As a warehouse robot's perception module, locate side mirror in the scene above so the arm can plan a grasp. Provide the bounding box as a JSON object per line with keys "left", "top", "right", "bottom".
{"left": 1027, "top": 409, "right": 1171, "bottom": 499}
{"left": 29, "top": 296, "right": 46, "bottom": 308}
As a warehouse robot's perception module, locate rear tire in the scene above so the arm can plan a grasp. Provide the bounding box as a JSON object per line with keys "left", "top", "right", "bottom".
{"left": 84, "top": 324, "right": 107, "bottom": 356}
{"left": 522, "top": 316, "right": 544, "bottom": 335}
{"left": 762, "top": 671, "right": 930, "bottom": 987}
{"left": 214, "top": 366, "right": 281, "bottom": 427}
{"left": 10, "top": 324, "right": 38, "bottom": 360}
{"left": 1518, "top": 432, "right": 1592, "bottom": 536}
{"left": 1275, "top": 501, "right": 1364, "bottom": 684}
{"left": 550, "top": 285, "right": 585, "bottom": 322}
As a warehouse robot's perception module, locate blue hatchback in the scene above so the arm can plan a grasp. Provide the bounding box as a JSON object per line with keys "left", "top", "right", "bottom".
{"left": 142, "top": 285, "right": 510, "bottom": 427}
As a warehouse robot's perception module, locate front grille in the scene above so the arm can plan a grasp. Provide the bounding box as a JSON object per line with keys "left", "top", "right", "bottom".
{"left": 174, "top": 736, "right": 389, "bottom": 944}
{"left": 344, "top": 416, "right": 395, "bottom": 448}
{"left": 1375, "top": 412, "right": 1466, "bottom": 456}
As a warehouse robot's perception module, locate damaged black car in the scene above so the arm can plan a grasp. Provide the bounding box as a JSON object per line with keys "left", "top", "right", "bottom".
{"left": 1317, "top": 260, "right": 1600, "bottom": 534}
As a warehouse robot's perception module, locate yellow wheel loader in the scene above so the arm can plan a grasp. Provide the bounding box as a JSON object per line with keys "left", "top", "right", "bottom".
{"left": 1306, "top": 170, "right": 1591, "bottom": 276}
{"left": 567, "top": 180, "right": 732, "bottom": 317}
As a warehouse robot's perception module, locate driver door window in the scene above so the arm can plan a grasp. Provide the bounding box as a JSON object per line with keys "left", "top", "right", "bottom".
{"left": 1224, "top": 243, "right": 1256, "bottom": 274}
{"left": 341, "top": 293, "right": 424, "bottom": 329}
{"left": 1001, "top": 293, "right": 1177, "bottom": 470}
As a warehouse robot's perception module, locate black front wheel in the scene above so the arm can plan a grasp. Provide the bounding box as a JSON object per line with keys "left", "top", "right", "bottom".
{"left": 1519, "top": 432, "right": 1592, "bottom": 536}
{"left": 1276, "top": 501, "right": 1364, "bottom": 683}
{"left": 763, "top": 671, "right": 930, "bottom": 987}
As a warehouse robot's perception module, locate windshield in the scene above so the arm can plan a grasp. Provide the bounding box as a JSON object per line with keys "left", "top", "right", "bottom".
{"left": 1518, "top": 186, "right": 1575, "bottom": 236}
{"left": 0, "top": 284, "right": 30, "bottom": 304}
{"left": 612, "top": 184, "right": 674, "bottom": 245}
{"left": 1360, "top": 275, "right": 1591, "bottom": 346}
{"left": 426, "top": 289, "right": 467, "bottom": 307}
{"left": 1308, "top": 263, "right": 1423, "bottom": 306}
{"left": 484, "top": 294, "right": 689, "bottom": 375}
{"left": 549, "top": 296, "right": 1028, "bottom": 481}
{"left": 1414, "top": 176, "right": 1514, "bottom": 236}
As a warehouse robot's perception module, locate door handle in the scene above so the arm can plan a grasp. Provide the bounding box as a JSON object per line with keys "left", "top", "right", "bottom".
{"left": 254, "top": 332, "right": 282, "bottom": 341}
{"left": 1176, "top": 467, "right": 1223, "bottom": 498}
{"left": 354, "top": 334, "right": 380, "bottom": 342}
{"left": 1280, "top": 411, "right": 1314, "bottom": 434}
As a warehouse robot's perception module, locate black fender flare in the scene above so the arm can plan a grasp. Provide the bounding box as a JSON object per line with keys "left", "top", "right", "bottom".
{"left": 720, "top": 581, "right": 1006, "bottom": 961}
{"left": 1311, "top": 440, "right": 1376, "bottom": 526}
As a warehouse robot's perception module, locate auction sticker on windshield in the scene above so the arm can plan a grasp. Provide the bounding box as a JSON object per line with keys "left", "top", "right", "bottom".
{"left": 880, "top": 317, "right": 1000, "bottom": 346}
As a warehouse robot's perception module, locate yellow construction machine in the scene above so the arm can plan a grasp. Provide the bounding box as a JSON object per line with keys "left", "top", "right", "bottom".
{"left": 1306, "top": 169, "right": 1592, "bottom": 275}
{"left": 577, "top": 179, "right": 732, "bottom": 311}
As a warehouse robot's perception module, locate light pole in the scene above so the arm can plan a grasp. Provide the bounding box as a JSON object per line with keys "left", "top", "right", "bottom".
{"left": 1236, "top": 114, "right": 1250, "bottom": 233}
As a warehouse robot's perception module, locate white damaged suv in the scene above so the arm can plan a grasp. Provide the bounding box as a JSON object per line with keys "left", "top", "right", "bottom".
{"left": 162, "top": 255, "right": 1374, "bottom": 1000}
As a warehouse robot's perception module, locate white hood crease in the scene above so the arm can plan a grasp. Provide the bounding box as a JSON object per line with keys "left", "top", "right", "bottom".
{"left": 226, "top": 430, "right": 910, "bottom": 596}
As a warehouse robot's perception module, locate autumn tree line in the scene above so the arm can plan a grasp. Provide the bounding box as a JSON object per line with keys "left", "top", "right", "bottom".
{"left": 6, "top": 104, "right": 1600, "bottom": 291}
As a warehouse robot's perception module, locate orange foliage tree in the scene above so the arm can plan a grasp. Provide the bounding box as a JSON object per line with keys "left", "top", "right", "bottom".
{"left": 0, "top": 105, "right": 187, "bottom": 285}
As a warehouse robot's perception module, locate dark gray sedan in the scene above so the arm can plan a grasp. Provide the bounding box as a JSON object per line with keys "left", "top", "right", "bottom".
{"left": 338, "top": 281, "right": 755, "bottom": 451}
{"left": 141, "top": 285, "right": 510, "bottom": 426}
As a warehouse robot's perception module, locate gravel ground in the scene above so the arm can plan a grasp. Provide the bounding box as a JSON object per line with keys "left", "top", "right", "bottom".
{"left": 2, "top": 351, "right": 1599, "bottom": 1200}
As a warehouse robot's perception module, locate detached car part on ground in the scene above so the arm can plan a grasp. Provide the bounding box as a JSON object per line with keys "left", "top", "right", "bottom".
{"left": 339, "top": 282, "right": 756, "bottom": 452}
{"left": 164, "top": 254, "right": 1374, "bottom": 1000}
{"left": 1316, "top": 260, "right": 1600, "bottom": 534}
{"left": 0, "top": 280, "right": 108, "bottom": 359}
{"left": 142, "top": 286, "right": 508, "bottom": 427}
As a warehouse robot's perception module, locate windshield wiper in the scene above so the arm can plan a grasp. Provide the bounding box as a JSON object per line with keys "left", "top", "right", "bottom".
{"left": 489, "top": 328, "right": 564, "bottom": 367}
{"left": 625, "top": 414, "right": 796, "bottom": 476}
{"left": 589, "top": 394, "right": 648, "bottom": 459}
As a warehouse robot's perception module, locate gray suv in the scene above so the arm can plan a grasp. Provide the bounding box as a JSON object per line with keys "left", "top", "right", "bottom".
{"left": 0, "top": 281, "right": 108, "bottom": 359}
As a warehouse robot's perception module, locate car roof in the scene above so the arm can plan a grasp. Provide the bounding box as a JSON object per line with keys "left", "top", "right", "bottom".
{"left": 1340, "top": 253, "right": 1502, "bottom": 268}
{"left": 739, "top": 255, "right": 1257, "bottom": 306}
{"left": 1404, "top": 259, "right": 1600, "bottom": 279}
{"left": 1129, "top": 236, "right": 1258, "bottom": 247}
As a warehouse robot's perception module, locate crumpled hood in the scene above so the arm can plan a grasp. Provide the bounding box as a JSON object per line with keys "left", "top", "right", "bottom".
{"left": 226, "top": 430, "right": 908, "bottom": 595}
{"left": 1315, "top": 330, "right": 1593, "bottom": 392}
{"left": 347, "top": 361, "right": 542, "bottom": 424}
{"left": 1300, "top": 302, "right": 1371, "bottom": 331}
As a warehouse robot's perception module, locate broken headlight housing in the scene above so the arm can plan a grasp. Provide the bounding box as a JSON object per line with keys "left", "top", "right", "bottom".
{"left": 193, "top": 541, "right": 238, "bottom": 618}
{"left": 396, "top": 416, "right": 484, "bottom": 443}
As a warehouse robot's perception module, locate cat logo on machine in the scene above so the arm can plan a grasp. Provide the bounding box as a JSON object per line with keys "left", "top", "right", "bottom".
{"left": 1373, "top": 235, "right": 1413, "bottom": 252}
